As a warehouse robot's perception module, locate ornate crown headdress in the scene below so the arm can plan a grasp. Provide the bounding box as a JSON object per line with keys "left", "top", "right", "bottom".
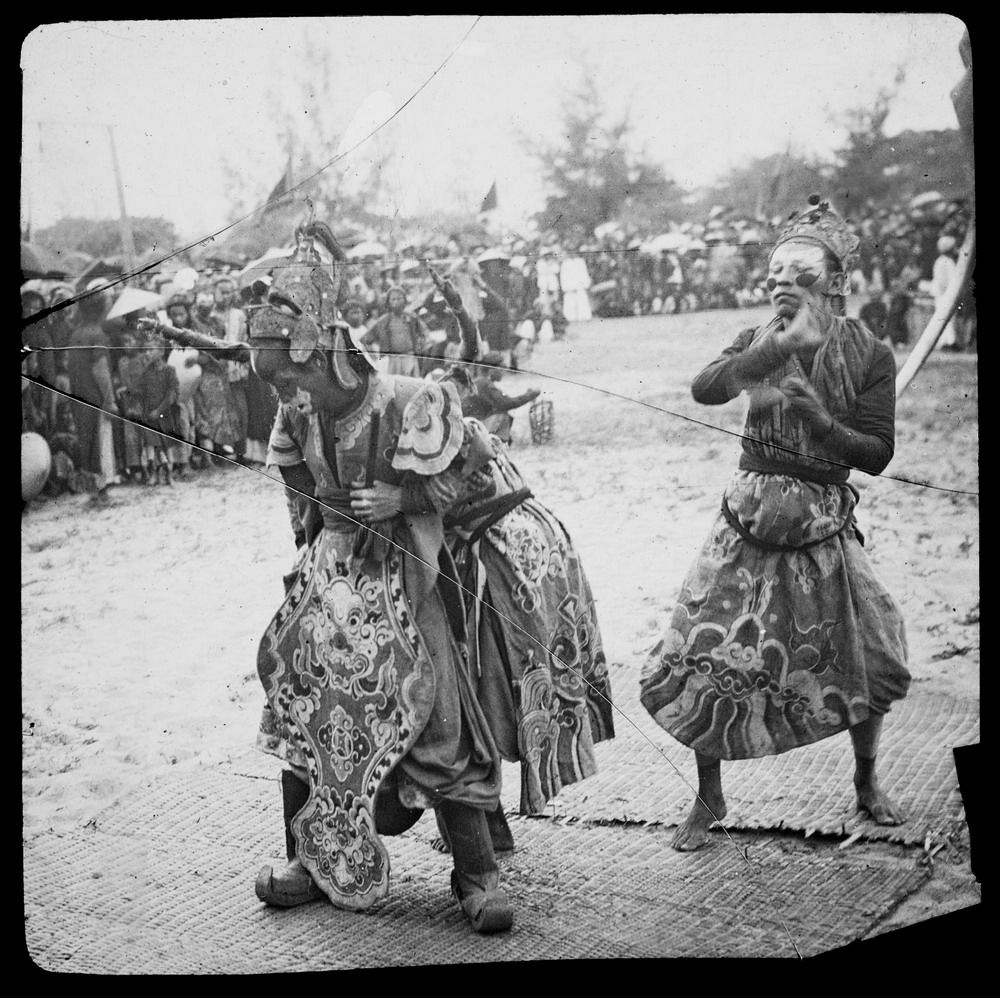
{"left": 246, "top": 218, "right": 378, "bottom": 389}
{"left": 249, "top": 221, "right": 350, "bottom": 354}
{"left": 771, "top": 194, "right": 860, "bottom": 277}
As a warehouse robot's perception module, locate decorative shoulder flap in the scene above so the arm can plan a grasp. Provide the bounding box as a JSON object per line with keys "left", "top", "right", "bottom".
{"left": 391, "top": 379, "right": 465, "bottom": 475}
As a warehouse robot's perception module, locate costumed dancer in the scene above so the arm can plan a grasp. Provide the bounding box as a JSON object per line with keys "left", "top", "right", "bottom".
{"left": 424, "top": 267, "right": 616, "bottom": 849}
{"left": 143, "top": 221, "right": 514, "bottom": 933}
{"left": 639, "top": 195, "right": 911, "bottom": 850}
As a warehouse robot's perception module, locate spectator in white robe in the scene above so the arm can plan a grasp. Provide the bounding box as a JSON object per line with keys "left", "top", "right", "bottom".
{"left": 559, "top": 248, "right": 593, "bottom": 322}
{"left": 534, "top": 246, "right": 562, "bottom": 319}
{"left": 931, "top": 235, "right": 960, "bottom": 351}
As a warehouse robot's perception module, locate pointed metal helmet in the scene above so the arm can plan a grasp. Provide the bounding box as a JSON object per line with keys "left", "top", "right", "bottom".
{"left": 248, "top": 221, "right": 349, "bottom": 363}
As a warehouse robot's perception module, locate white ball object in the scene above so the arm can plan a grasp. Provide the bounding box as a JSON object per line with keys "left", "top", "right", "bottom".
{"left": 21, "top": 432, "right": 52, "bottom": 500}
{"left": 168, "top": 347, "right": 202, "bottom": 403}
{"left": 174, "top": 267, "right": 200, "bottom": 292}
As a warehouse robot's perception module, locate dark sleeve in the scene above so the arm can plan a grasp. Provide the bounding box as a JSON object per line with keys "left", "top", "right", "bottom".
{"left": 400, "top": 477, "right": 436, "bottom": 514}
{"left": 161, "top": 322, "right": 249, "bottom": 362}
{"left": 817, "top": 343, "right": 896, "bottom": 475}
{"left": 455, "top": 305, "right": 481, "bottom": 361}
{"left": 196, "top": 351, "right": 223, "bottom": 372}
{"left": 363, "top": 314, "right": 387, "bottom": 346}
{"left": 690, "top": 326, "right": 789, "bottom": 405}
{"left": 147, "top": 369, "right": 177, "bottom": 416}
{"left": 35, "top": 331, "right": 58, "bottom": 385}
{"left": 278, "top": 462, "right": 322, "bottom": 547}
{"left": 459, "top": 392, "right": 489, "bottom": 419}
{"left": 478, "top": 381, "right": 535, "bottom": 412}
{"left": 478, "top": 279, "right": 506, "bottom": 308}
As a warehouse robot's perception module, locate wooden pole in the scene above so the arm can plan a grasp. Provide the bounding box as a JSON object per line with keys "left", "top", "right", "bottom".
{"left": 894, "top": 221, "right": 975, "bottom": 398}
{"left": 107, "top": 125, "right": 137, "bottom": 273}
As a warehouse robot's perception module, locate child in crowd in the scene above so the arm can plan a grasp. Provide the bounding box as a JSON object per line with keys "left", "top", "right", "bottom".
{"left": 342, "top": 298, "right": 369, "bottom": 345}
{"left": 45, "top": 402, "right": 80, "bottom": 497}
{"left": 137, "top": 331, "right": 182, "bottom": 486}
{"left": 116, "top": 325, "right": 154, "bottom": 484}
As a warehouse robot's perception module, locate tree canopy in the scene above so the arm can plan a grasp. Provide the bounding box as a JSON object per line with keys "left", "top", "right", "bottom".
{"left": 694, "top": 151, "right": 830, "bottom": 223}
{"left": 34, "top": 216, "right": 180, "bottom": 261}
{"left": 529, "top": 77, "right": 686, "bottom": 242}
{"left": 823, "top": 70, "right": 970, "bottom": 217}
{"left": 531, "top": 66, "right": 969, "bottom": 237}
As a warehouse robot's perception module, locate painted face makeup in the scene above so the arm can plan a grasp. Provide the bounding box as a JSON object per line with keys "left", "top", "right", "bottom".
{"left": 767, "top": 241, "right": 827, "bottom": 286}
{"left": 766, "top": 272, "right": 819, "bottom": 291}
{"left": 767, "top": 240, "right": 832, "bottom": 317}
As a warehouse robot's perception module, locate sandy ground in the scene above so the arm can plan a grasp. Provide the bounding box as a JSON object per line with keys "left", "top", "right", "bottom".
{"left": 21, "top": 306, "right": 979, "bottom": 940}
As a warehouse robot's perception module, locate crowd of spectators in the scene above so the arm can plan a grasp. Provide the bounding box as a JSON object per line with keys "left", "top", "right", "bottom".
{"left": 315, "top": 193, "right": 975, "bottom": 356}
{"left": 513, "top": 196, "right": 975, "bottom": 351}
{"left": 845, "top": 197, "right": 975, "bottom": 351}
{"left": 20, "top": 192, "right": 975, "bottom": 504}
{"left": 19, "top": 244, "right": 547, "bottom": 504}
{"left": 21, "top": 271, "right": 278, "bottom": 503}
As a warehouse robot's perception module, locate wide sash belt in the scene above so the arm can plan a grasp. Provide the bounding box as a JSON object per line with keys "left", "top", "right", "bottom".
{"left": 318, "top": 489, "right": 361, "bottom": 529}
{"left": 720, "top": 496, "right": 862, "bottom": 552}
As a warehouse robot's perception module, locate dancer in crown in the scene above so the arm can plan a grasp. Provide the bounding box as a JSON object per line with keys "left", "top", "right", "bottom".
{"left": 639, "top": 196, "right": 911, "bottom": 850}
{"left": 143, "top": 220, "right": 514, "bottom": 932}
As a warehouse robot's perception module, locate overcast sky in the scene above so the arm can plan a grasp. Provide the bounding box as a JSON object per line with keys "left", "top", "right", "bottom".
{"left": 21, "top": 14, "right": 970, "bottom": 243}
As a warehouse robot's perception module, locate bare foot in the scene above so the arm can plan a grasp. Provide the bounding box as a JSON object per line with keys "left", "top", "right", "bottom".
{"left": 856, "top": 782, "right": 905, "bottom": 825}
{"left": 671, "top": 794, "right": 727, "bottom": 851}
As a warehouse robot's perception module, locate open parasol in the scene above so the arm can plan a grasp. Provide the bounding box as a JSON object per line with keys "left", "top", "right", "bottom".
{"left": 237, "top": 247, "right": 294, "bottom": 291}
{"left": 346, "top": 240, "right": 389, "bottom": 260}
{"left": 593, "top": 221, "right": 620, "bottom": 240}
{"left": 642, "top": 232, "right": 689, "bottom": 254}
{"left": 909, "top": 190, "right": 947, "bottom": 211}
{"left": 332, "top": 230, "right": 365, "bottom": 251}
{"left": 476, "top": 246, "right": 511, "bottom": 264}
{"left": 107, "top": 287, "right": 164, "bottom": 320}
{"left": 193, "top": 245, "right": 247, "bottom": 269}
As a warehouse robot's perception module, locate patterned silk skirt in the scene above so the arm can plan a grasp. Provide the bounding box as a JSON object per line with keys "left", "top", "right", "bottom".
{"left": 640, "top": 471, "right": 910, "bottom": 760}
{"left": 257, "top": 520, "right": 500, "bottom": 909}
{"left": 457, "top": 498, "right": 615, "bottom": 814}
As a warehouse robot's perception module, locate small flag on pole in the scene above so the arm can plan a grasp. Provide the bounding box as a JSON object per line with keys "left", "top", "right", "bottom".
{"left": 479, "top": 181, "right": 498, "bottom": 214}
{"left": 259, "top": 157, "right": 293, "bottom": 221}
